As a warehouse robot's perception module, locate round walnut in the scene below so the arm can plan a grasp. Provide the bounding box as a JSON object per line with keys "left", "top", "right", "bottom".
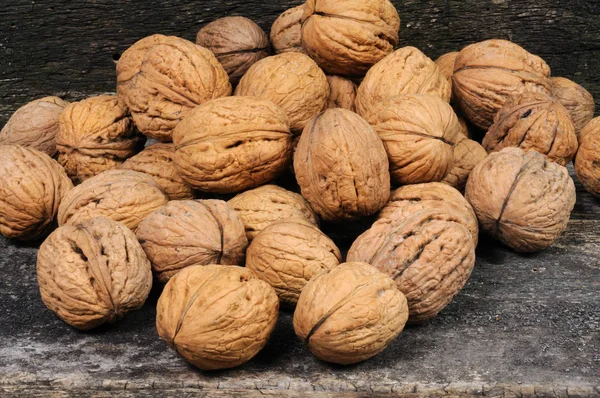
{"left": 466, "top": 147, "right": 576, "bottom": 253}
{"left": 0, "top": 96, "right": 68, "bottom": 157}
{"left": 326, "top": 75, "right": 357, "bottom": 112}
{"left": 348, "top": 209, "right": 476, "bottom": 323}
{"left": 37, "top": 217, "right": 152, "bottom": 330}
{"left": 293, "top": 262, "right": 408, "bottom": 365}
{"left": 235, "top": 52, "right": 329, "bottom": 133}
{"left": 136, "top": 200, "right": 248, "bottom": 283}
{"left": 58, "top": 169, "right": 168, "bottom": 230}
{"left": 300, "top": 0, "right": 400, "bottom": 77}
{"left": 294, "top": 109, "right": 390, "bottom": 221}
{"left": 575, "top": 117, "right": 600, "bottom": 198}
{"left": 356, "top": 47, "right": 451, "bottom": 118}
{"left": 453, "top": 39, "right": 552, "bottom": 131}
{"left": 246, "top": 219, "right": 342, "bottom": 306}
{"left": 117, "top": 34, "right": 231, "bottom": 141}
{"left": 0, "top": 145, "right": 73, "bottom": 240}
{"left": 442, "top": 135, "right": 488, "bottom": 192}
{"left": 482, "top": 92, "right": 578, "bottom": 166}
{"left": 270, "top": 5, "right": 306, "bottom": 54}
{"left": 173, "top": 96, "right": 292, "bottom": 194}
{"left": 435, "top": 52, "right": 459, "bottom": 86}
{"left": 551, "top": 77, "right": 595, "bottom": 135}
{"left": 57, "top": 95, "right": 145, "bottom": 183}
{"left": 228, "top": 184, "right": 319, "bottom": 241}
{"left": 156, "top": 265, "right": 279, "bottom": 371}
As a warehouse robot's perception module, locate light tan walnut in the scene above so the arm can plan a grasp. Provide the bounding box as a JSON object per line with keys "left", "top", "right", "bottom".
{"left": 270, "top": 5, "right": 306, "bottom": 54}
{"left": 551, "top": 76, "right": 595, "bottom": 136}
{"left": 326, "top": 75, "right": 357, "bottom": 112}
{"left": 442, "top": 135, "right": 488, "bottom": 192}
{"left": 575, "top": 117, "right": 600, "bottom": 198}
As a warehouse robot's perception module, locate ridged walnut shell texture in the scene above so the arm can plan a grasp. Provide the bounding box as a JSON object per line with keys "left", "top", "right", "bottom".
{"left": 173, "top": 96, "right": 292, "bottom": 194}
{"left": 116, "top": 34, "right": 232, "bottom": 141}
{"left": 0, "top": 145, "right": 73, "bottom": 240}
{"left": 270, "top": 5, "right": 306, "bottom": 54}
{"left": 57, "top": 95, "right": 145, "bottom": 184}
{"left": 453, "top": 39, "right": 552, "bottom": 131}
{"left": 356, "top": 47, "right": 451, "bottom": 118}
{"left": 235, "top": 52, "right": 329, "bottom": 133}
{"left": 58, "top": 169, "right": 168, "bottom": 230}
{"left": 326, "top": 75, "right": 357, "bottom": 112}
{"left": 156, "top": 265, "right": 279, "bottom": 371}
{"left": 551, "top": 77, "right": 595, "bottom": 136}
{"left": 196, "top": 16, "right": 270, "bottom": 85}
{"left": 136, "top": 200, "right": 248, "bottom": 283}
{"left": 228, "top": 184, "right": 319, "bottom": 241}
{"left": 294, "top": 109, "right": 390, "bottom": 222}
{"left": 37, "top": 217, "right": 152, "bottom": 330}
{"left": 300, "top": 0, "right": 400, "bottom": 77}
{"left": 435, "top": 52, "right": 459, "bottom": 87}
{"left": 465, "top": 147, "right": 576, "bottom": 253}
{"left": 246, "top": 218, "right": 342, "bottom": 306}
{"left": 442, "top": 135, "right": 488, "bottom": 192}
{"left": 293, "top": 262, "right": 408, "bottom": 365}
{"left": 575, "top": 118, "right": 600, "bottom": 198}
{"left": 0, "top": 96, "right": 68, "bottom": 157}
{"left": 483, "top": 92, "right": 578, "bottom": 166}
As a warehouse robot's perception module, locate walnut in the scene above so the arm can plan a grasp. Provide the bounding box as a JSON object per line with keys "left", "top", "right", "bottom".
{"left": 347, "top": 209, "right": 476, "bottom": 323}
{"left": 465, "top": 147, "right": 575, "bottom": 253}
{"left": 457, "top": 116, "right": 471, "bottom": 138}
{"left": 364, "top": 94, "right": 460, "bottom": 185}
{"left": 551, "top": 77, "right": 595, "bottom": 135}
{"left": 0, "top": 96, "right": 68, "bottom": 157}
{"left": 228, "top": 184, "right": 319, "bottom": 241}
{"left": 326, "top": 75, "right": 357, "bottom": 112}
{"left": 293, "top": 262, "right": 408, "bottom": 364}
{"left": 0, "top": 145, "right": 73, "bottom": 240}
{"left": 58, "top": 169, "right": 168, "bottom": 230}
{"left": 235, "top": 52, "right": 329, "bottom": 133}
{"left": 37, "top": 217, "right": 152, "bottom": 330}
{"left": 453, "top": 39, "right": 552, "bottom": 130}
{"left": 294, "top": 109, "right": 390, "bottom": 221}
{"left": 575, "top": 117, "right": 600, "bottom": 198}
{"left": 482, "top": 92, "right": 578, "bottom": 166}
{"left": 300, "top": 0, "right": 400, "bottom": 77}
{"left": 156, "top": 264, "right": 279, "bottom": 370}
{"left": 173, "top": 96, "right": 292, "bottom": 194}
{"left": 435, "top": 52, "right": 459, "bottom": 86}
{"left": 355, "top": 47, "right": 451, "bottom": 118}
{"left": 442, "top": 135, "right": 487, "bottom": 192}
{"left": 117, "top": 34, "right": 232, "bottom": 141}
{"left": 246, "top": 218, "right": 341, "bottom": 306}
{"left": 196, "top": 16, "right": 270, "bottom": 85}
{"left": 270, "top": 5, "right": 306, "bottom": 54}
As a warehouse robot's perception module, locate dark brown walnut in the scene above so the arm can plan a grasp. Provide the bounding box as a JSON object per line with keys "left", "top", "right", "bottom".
{"left": 116, "top": 34, "right": 232, "bottom": 141}
{"left": 156, "top": 264, "right": 279, "bottom": 371}
{"left": 326, "top": 75, "right": 357, "bottom": 112}
{"left": 466, "top": 147, "right": 576, "bottom": 253}
{"left": 58, "top": 169, "right": 168, "bottom": 230}
{"left": 293, "top": 262, "right": 408, "bottom": 365}
{"left": 365, "top": 94, "right": 460, "bottom": 185}
{"left": 270, "top": 5, "right": 306, "bottom": 54}
{"left": 37, "top": 217, "right": 152, "bottom": 330}
{"left": 347, "top": 209, "right": 476, "bottom": 323}
{"left": 57, "top": 95, "right": 145, "bottom": 183}
{"left": 0, "top": 145, "right": 73, "bottom": 240}
{"left": 300, "top": 0, "right": 400, "bottom": 77}
{"left": 294, "top": 108, "right": 390, "bottom": 221}
{"left": 355, "top": 47, "right": 451, "bottom": 118}
{"left": 453, "top": 39, "right": 552, "bottom": 131}
{"left": 235, "top": 52, "right": 329, "bottom": 134}
{"left": 228, "top": 184, "right": 319, "bottom": 241}
{"left": 196, "top": 16, "right": 270, "bottom": 85}
{"left": 551, "top": 77, "right": 595, "bottom": 136}
{"left": 0, "top": 96, "right": 68, "bottom": 157}
{"left": 173, "top": 96, "right": 292, "bottom": 194}
{"left": 575, "top": 118, "right": 600, "bottom": 198}
{"left": 246, "top": 218, "right": 341, "bottom": 306}
{"left": 136, "top": 200, "right": 248, "bottom": 283}
{"left": 442, "top": 135, "right": 488, "bottom": 193}
{"left": 482, "top": 92, "right": 578, "bottom": 166}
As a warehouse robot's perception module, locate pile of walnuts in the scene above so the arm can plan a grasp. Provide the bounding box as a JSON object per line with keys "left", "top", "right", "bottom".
{"left": 1, "top": 0, "right": 596, "bottom": 371}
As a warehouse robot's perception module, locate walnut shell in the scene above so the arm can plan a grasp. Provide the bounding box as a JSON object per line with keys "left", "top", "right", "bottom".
{"left": 0, "top": 145, "right": 73, "bottom": 240}
{"left": 173, "top": 96, "right": 292, "bottom": 194}
{"left": 300, "top": 0, "right": 400, "bottom": 77}
{"left": 457, "top": 116, "right": 471, "bottom": 138}
{"left": 453, "top": 39, "right": 552, "bottom": 131}
{"left": 136, "top": 200, "right": 248, "bottom": 283}
{"left": 465, "top": 147, "right": 575, "bottom": 253}
{"left": 355, "top": 47, "right": 451, "bottom": 118}
{"left": 156, "top": 264, "right": 279, "bottom": 371}
{"left": 228, "top": 184, "right": 319, "bottom": 241}
{"left": 575, "top": 117, "right": 600, "bottom": 198}
{"left": 235, "top": 52, "right": 329, "bottom": 133}
{"left": 347, "top": 209, "right": 475, "bottom": 323}
{"left": 326, "top": 75, "right": 357, "bottom": 112}
{"left": 116, "top": 34, "right": 232, "bottom": 141}
{"left": 294, "top": 109, "right": 390, "bottom": 221}
{"left": 270, "top": 5, "right": 306, "bottom": 55}
{"left": 0, "top": 96, "right": 68, "bottom": 157}
{"left": 293, "top": 262, "right": 408, "bottom": 365}
{"left": 37, "top": 217, "right": 152, "bottom": 330}
{"left": 435, "top": 52, "right": 459, "bottom": 86}
{"left": 551, "top": 77, "right": 595, "bottom": 135}
{"left": 58, "top": 169, "right": 168, "bottom": 230}
{"left": 442, "top": 135, "right": 488, "bottom": 192}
